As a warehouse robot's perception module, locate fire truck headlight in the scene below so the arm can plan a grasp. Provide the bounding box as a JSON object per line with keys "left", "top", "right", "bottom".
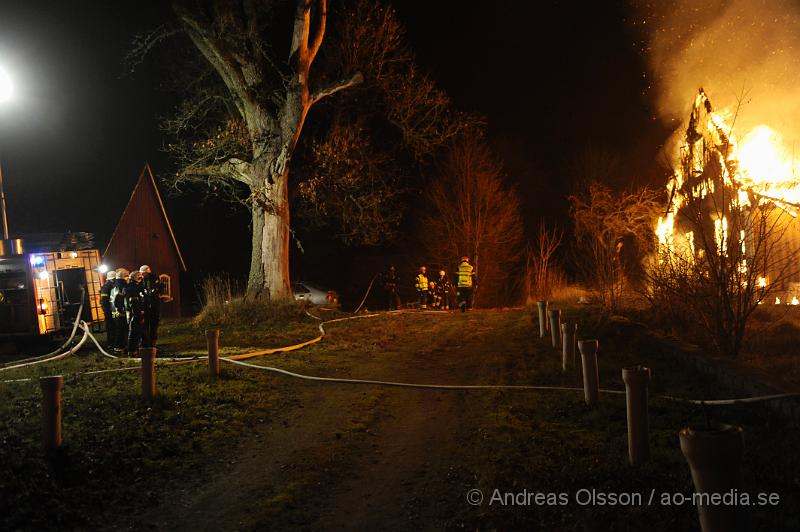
{"left": 38, "top": 271, "right": 49, "bottom": 281}
{"left": 98, "top": 264, "right": 109, "bottom": 274}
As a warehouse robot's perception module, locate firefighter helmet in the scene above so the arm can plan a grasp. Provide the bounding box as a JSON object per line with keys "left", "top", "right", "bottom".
{"left": 139, "top": 264, "right": 151, "bottom": 273}
{"left": 115, "top": 268, "right": 130, "bottom": 280}
{"left": 106, "top": 270, "right": 117, "bottom": 280}
{"left": 460, "top": 256, "right": 470, "bottom": 262}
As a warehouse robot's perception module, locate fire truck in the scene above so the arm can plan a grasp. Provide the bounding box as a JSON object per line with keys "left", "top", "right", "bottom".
{"left": 0, "top": 235, "right": 105, "bottom": 338}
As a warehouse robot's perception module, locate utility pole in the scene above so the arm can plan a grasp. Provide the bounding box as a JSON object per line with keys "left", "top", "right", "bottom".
{"left": 0, "top": 160, "right": 8, "bottom": 239}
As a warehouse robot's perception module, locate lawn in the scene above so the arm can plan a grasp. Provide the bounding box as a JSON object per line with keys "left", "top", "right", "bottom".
{"left": 0, "top": 302, "right": 797, "bottom": 531}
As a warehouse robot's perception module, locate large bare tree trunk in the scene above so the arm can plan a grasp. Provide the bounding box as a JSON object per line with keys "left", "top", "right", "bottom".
{"left": 248, "top": 167, "right": 291, "bottom": 299}
{"left": 174, "top": 0, "right": 362, "bottom": 299}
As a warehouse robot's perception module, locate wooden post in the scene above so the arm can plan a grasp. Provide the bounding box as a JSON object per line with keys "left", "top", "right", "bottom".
{"left": 578, "top": 339, "right": 600, "bottom": 407}
{"left": 206, "top": 329, "right": 220, "bottom": 378}
{"left": 40, "top": 375, "right": 64, "bottom": 451}
{"left": 622, "top": 366, "right": 651, "bottom": 465}
{"left": 536, "top": 301, "right": 548, "bottom": 338}
{"left": 548, "top": 309, "right": 561, "bottom": 349}
{"left": 560, "top": 321, "right": 577, "bottom": 371}
{"left": 139, "top": 347, "right": 157, "bottom": 399}
{"left": 680, "top": 425, "right": 746, "bottom": 532}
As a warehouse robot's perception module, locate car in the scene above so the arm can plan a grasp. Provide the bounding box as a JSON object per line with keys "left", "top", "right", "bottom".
{"left": 292, "top": 281, "right": 339, "bottom": 306}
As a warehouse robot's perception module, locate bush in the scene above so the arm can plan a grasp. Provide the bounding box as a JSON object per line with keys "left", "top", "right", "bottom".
{"left": 195, "top": 274, "right": 310, "bottom": 330}
{"left": 198, "top": 274, "right": 243, "bottom": 307}
{"left": 194, "top": 297, "right": 310, "bottom": 330}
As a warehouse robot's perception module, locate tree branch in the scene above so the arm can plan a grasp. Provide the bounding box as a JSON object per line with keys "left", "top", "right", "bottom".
{"left": 310, "top": 71, "right": 364, "bottom": 107}
{"left": 181, "top": 158, "right": 254, "bottom": 185}
{"left": 173, "top": 1, "right": 251, "bottom": 111}
{"left": 308, "top": 0, "right": 327, "bottom": 66}
{"left": 289, "top": 0, "right": 311, "bottom": 75}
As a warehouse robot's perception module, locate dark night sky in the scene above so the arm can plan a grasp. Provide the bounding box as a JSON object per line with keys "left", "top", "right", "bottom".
{"left": 0, "top": 0, "right": 670, "bottom": 291}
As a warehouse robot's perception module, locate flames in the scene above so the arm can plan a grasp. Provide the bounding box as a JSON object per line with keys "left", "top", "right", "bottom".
{"left": 657, "top": 89, "right": 800, "bottom": 240}
{"left": 656, "top": 89, "right": 800, "bottom": 303}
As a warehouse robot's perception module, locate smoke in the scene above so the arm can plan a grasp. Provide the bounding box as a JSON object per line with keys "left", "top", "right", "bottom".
{"left": 633, "top": 0, "right": 800, "bottom": 144}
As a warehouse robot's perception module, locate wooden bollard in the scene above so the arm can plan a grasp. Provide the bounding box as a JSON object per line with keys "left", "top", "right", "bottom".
{"left": 560, "top": 321, "right": 577, "bottom": 371}
{"left": 548, "top": 309, "right": 561, "bottom": 349}
{"left": 206, "top": 329, "right": 220, "bottom": 378}
{"left": 578, "top": 339, "right": 600, "bottom": 407}
{"left": 139, "top": 347, "right": 157, "bottom": 400}
{"left": 622, "top": 366, "right": 651, "bottom": 465}
{"left": 40, "top": 375, "right": 64, "bottom": 452}
{"left": 536, "top": 301, "right": 548, "bottom": 338}
{"left": 679, "top": 424, "right": 746, "bottom": 532}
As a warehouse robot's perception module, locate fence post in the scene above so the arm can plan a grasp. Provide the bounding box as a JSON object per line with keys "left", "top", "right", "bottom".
{"left": 536, "top": 301, "right": 548, "bottom": 338}
{"left": 622, "top": 366, "right": 650, "bottom": 465}
{"left": 40, "top": 375, "right": 64, "bottom": 452}
{"left": 560, "top": 321, "right": 577, "bottom": 371}
{"left": 679, "top": 424, "right": 746, "bottom": 532}
{"left": 140, "top": 347, "right": 157, "bottom": 400}
{"left": 548, "top": 309, "right": 561, "bottom": 349}
{"left": 578, "top": 339, "right": 600, "bottom": 406}
{"left": 206, "top": 329, "right": 220, "bottom": 379}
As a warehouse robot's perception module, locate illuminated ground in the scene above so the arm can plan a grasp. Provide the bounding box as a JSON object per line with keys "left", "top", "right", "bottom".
{"left": 1, "top": 307, "right": 798, "bottom": 530}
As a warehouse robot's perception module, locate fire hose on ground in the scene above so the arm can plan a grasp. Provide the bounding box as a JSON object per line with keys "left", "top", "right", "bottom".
{"left": 1, "top": 308, "right": 799, "bottom": 407}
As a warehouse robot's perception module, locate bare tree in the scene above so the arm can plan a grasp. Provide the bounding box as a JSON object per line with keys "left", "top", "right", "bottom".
{"left": 525, "top": 223, "right": 563, "bottom": 304}
{"left": 569, "top": 182, "right": 661, "bottom": 312}
{"left": 157, "top": 0, "right": 467, "bottom": 298}
{"left": 421, "top": 133, "right": 525, "bottom": 308}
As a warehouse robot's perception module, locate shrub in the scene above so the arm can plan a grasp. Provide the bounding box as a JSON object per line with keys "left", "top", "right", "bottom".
{"left": 195, "top": 274, "right": 309, "bottom": 330}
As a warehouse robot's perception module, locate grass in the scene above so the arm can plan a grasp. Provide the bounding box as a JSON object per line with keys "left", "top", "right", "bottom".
{"left": 0, "top": 361, "right": 283, "bottom": 529}
{"left": 0, "top": 303, "right": 797, "bottom": 530}
{"left": 0, "top": 297, "right": 339, "bottom": 530}
{"left": 453, "top": 305, "right": 799, "bottom": 531}
{"left": 739, "top": 305, "right": 800, "bottom": 389}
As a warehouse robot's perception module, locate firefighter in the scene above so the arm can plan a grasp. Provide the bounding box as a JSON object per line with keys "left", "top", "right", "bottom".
{"left": 382, "top": 265, "right": 401, "bottom": 310}
{"left": 456, "top": 256, "right": 476, "bottom": 312}
{"left": 435, "top": 270, "right": 452, "bottom": 311}
{"left": 125, "top": 270, "right": 145, "bottom": 355}
{"left": 415, "top": 266, "right": 429, "bottom": 309}
{"left": 100, "top": 270, "right": 116, "bottom": 347}
{"left": 429, "top": 279, "right": 440, "bottom": 309}
{"left": 139, "top": 265, "right": 162, "bottom": 348}
{"left": 110, "top": 268, "right": 129, "bottom": 351}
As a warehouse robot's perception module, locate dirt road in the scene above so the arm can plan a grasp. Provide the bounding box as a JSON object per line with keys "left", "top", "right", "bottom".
{"left": 131, "top": 309, "right": 537, "bottom": 531}
{"left": 103, "top": 307, "right": 800, "bottom": 531}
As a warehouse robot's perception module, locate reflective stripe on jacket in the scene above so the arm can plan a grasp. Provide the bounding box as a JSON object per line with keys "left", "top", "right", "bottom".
{"left": 457, "top": 262, "right": 473, "bottom": 288}
{"left": 416, "top": 273, "right": 429, "bottom": 291}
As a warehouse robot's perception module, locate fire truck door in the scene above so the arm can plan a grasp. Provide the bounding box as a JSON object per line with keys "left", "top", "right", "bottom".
{"left": 54, "top": 267, "right": 91, "bottom": 325}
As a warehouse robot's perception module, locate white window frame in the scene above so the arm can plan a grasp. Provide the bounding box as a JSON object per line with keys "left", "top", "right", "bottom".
{"left": 159, "top": 274, "right": 173, "bottom": 302}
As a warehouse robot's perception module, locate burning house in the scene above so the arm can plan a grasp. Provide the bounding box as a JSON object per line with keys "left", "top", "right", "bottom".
{"left": 656, "top": 89, "right": 800, "bottom": 303}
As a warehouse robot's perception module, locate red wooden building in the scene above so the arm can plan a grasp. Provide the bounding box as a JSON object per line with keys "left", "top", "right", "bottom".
{"left": 104, "top": 164, "right": 187, "bottom": 316}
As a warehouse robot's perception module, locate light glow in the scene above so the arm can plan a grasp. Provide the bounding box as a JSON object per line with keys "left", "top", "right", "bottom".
{"left": 0, "top": 66, "right": 12, "bottom": 103}
{"left": 98, "top": 264, "right": 109, "bottom": 274}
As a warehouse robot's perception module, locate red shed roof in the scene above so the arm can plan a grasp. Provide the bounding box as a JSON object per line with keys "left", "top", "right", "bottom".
{"left": 104, "top": 163, "right": 187, "bottom": 271}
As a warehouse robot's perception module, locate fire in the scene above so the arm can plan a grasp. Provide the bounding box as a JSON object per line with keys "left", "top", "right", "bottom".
{"left": 737, "top": 126, "right": 800, "bottom": 212}
{"left": 657, "top": 90, "right": 800, "bottom": 258}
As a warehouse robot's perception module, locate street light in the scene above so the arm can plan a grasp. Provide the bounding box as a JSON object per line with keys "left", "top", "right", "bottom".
{"left": 0, "top": 65, "right": 11, "bottom": 238}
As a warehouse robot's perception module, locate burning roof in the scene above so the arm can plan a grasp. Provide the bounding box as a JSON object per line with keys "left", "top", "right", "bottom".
{"left": 657, "top": 88, "right": 800, "bottom": 252}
